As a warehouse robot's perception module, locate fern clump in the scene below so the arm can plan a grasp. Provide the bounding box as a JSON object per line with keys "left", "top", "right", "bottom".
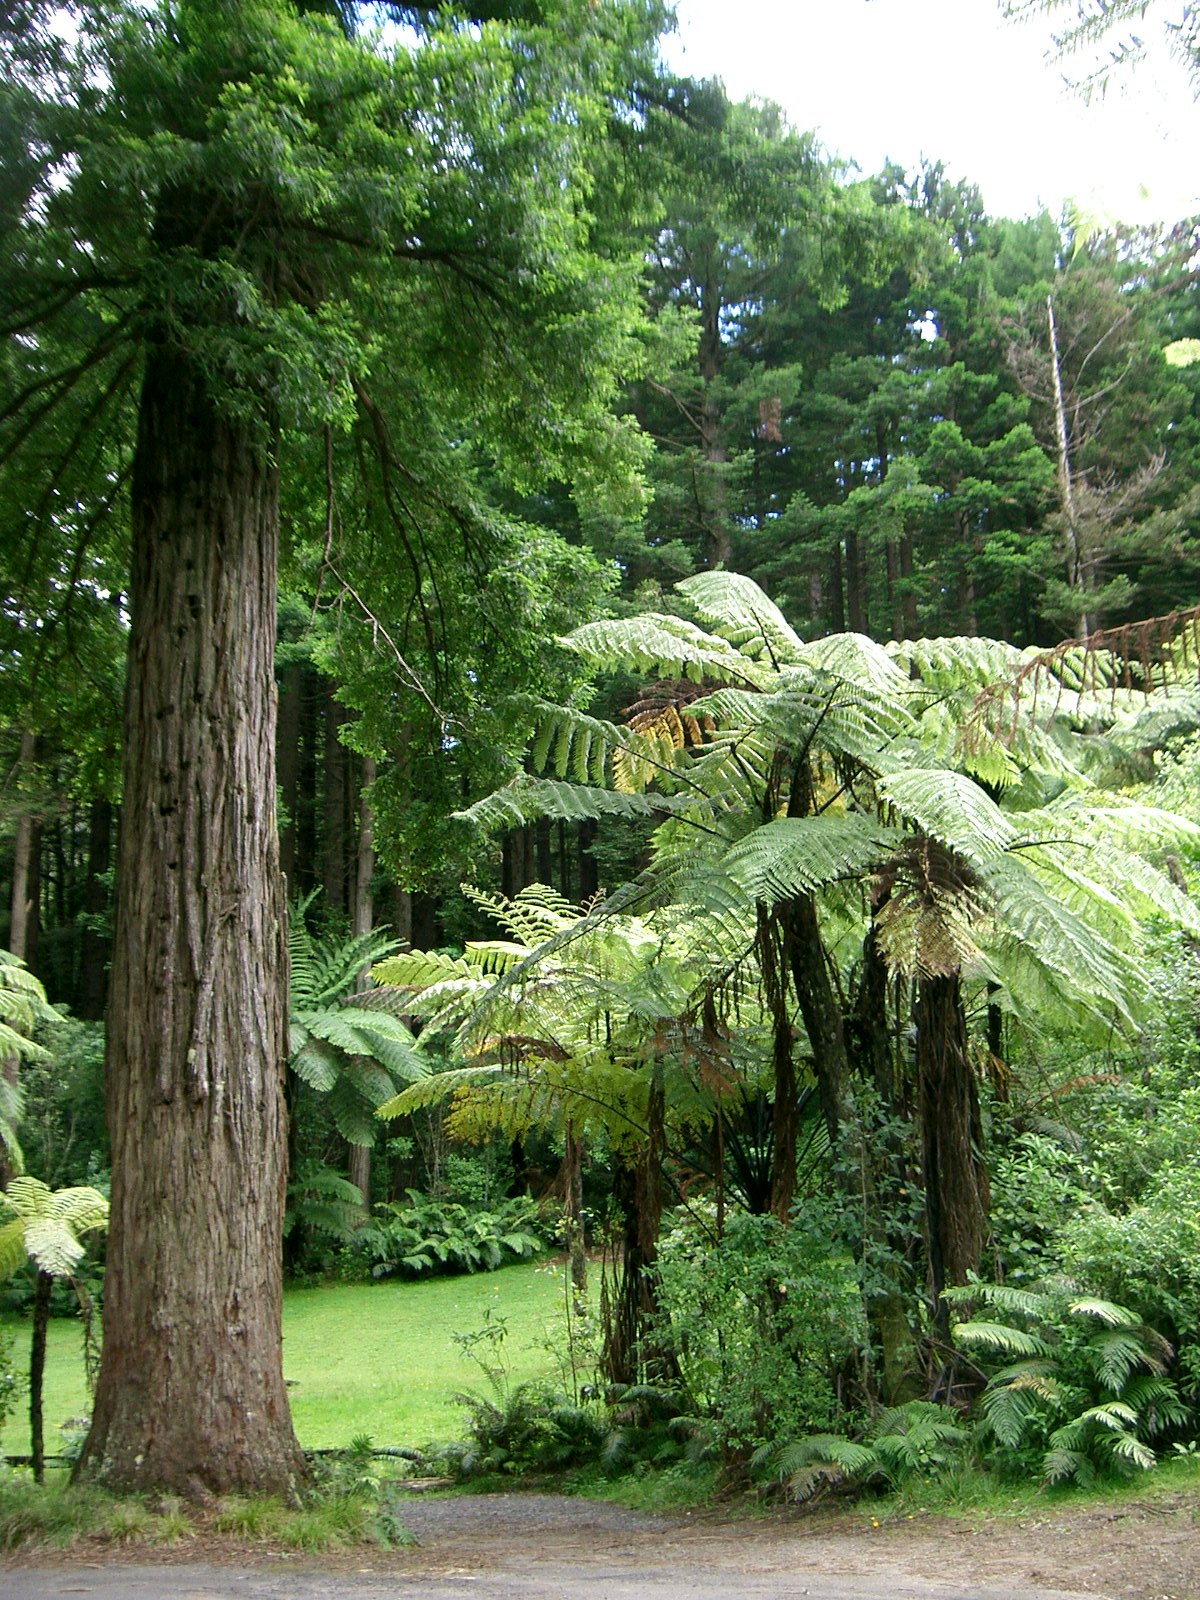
{"left": 753, "top": 1400, "right": 969, "bottom": 1502}
{"left": 947, "top": 1279, "right": 1189, "bottom": 1485}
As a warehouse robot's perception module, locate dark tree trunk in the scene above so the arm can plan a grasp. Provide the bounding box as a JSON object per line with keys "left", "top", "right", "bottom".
{"left": 29, "top": 1267, "right": 52, "bottom": 1484}
{"left": 347, "top": 755, "right": 376, "bottom": 1209}
{"left": 917, "top": 975, "right": 989, "bottom": 1337}
{"left": 321, "top": 689, "right": 349, "bottom": 916}
{"left": 78, "top": 796, "right": 113, "bottom": 1022}
{"left": 276, "top": 659, "right": 302, "bottom": 892}
{"left": 293, "top": 666, "right": 318, "bottom": 899}
{"left": 74, "top": 345, "right": 306, "bottom": 1498}
{"left": 602, "top": 1076, "right": 667, "bottom": 1387}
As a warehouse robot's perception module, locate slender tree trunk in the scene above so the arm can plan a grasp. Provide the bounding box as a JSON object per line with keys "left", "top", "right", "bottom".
{"left": 8, "top": 731, "right": 38, "bottom": 963}
{"left": 276, "top": 659, "right": 302, "bottom": 892}
{"left": 917, "top": 974, "right": 989, "bottom": 1338}
{"left": 74, "top": 344, "right": 305, "bottom": 1498}
{"left": 321, "top": 689, "right": 348, "bottom": 916}
{"left": 79, "top": 796, "right": 113, "bottom": 1022}
{"left": 347, "top": 755, "right": 376, "bottom": 1210}
{"left": 2, "top": 731, "right": 38, "bottom": 1186}
{"left": 29, "top": 1267, "right": 52, "bottom": 1484}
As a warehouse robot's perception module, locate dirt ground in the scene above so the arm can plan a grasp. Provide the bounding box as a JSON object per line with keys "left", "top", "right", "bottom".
{"left": 4, "top": 1488, "right": 1200, "bottom": 1600}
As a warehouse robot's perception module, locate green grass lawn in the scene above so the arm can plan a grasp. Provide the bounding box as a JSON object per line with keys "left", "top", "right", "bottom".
{"left": 1, "top": 1259, "right": 579, "bottom": 1459}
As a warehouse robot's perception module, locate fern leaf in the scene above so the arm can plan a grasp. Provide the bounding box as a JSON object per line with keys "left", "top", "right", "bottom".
{"left": 724, "top": 813, "right": 899, "bottom": 903}
{"left": 676, "top": 571, "right": 805, "bottom": 663}
{"left": 952, "top": 1321, "right": 1053, "bottom": 1358}
{"left": 561, "top": 613, "right": 769, "bottom": 688}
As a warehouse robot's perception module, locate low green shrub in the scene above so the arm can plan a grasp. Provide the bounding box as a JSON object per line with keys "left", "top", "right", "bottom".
{"left": 653, "top": 1207, "right": 863, "bottom": 1459}
{"left": 948, "top": 1279, "right": 1190, "bottom": 1486}
{"left": 348, "top": 1190, "right": 548, "bottom": 1280}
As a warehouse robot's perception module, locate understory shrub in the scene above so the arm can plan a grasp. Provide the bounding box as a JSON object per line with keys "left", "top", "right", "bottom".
{"left": 348, "top": 1190, "right": 548, "bottom": 1279}
{"left": 948, "top": 1279, "right": 1190, "bottom": 1485}
{"left": 653, "top": 1207, "right": 863, "bottom": 1459}
{"left": 753, "top": 1399, "right": 970, "bottom": 1501}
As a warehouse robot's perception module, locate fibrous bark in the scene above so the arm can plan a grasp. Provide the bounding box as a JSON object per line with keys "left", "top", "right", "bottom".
{"left": 74, "top": 345, "right": 306, "bottom": 1498}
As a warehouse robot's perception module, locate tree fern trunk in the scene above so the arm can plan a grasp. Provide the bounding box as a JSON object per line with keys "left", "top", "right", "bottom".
{"left": 602, "top": 1075, "right": 668, "bottom": 1386}
{"left": 917, "top": 974, "right": 989, "bottom": 1335}
{"left": 30, "top": 1267, "right": 52, "bottom": 1484}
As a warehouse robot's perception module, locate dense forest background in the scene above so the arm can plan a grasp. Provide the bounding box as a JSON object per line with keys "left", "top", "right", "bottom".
{"left": 5, "top": 0, "right": 1200, "bottom": 1499}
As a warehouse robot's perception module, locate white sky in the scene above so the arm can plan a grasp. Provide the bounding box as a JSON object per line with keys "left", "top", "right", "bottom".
{"left": 662, "top": 0, "right": 1198, "bottom": 226}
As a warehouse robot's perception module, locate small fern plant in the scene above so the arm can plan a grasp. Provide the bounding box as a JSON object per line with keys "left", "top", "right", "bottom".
{"left": 752, "top": 1400, "right": 970, "bottom": 1501}
{"left": 947, "top": 1279, "right": 1189, "bottom": 1486}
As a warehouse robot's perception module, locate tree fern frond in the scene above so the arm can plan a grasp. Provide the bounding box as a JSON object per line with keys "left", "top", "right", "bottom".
{"left": 290, "top": 1036, "right": 341, "bottom": 1092}
{"left": 876, "top": 768, "right": 1018, "bottom": 863}
{"left": 952, "top": 1321, "right": 1054, "bottom": 1358}
{"left": 676, "top": 571, "right": 805, "bottom": 664}
{"left": 376, "top": 1063, "right": 505, "bottom": 1122}
{"left": 1068, "top": 1297, "right": 1142, "bottom": 1328}
{"left": 455, "top": 774, "right": 670, "bottom": 830}
{"left": 561, "top": 613, "right": 769, "bottom": 688}
{"left": 723, "top": 813, "right": 899, "bottom": 903}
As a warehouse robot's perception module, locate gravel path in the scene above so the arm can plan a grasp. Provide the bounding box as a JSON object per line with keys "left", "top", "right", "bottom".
{"left": 8, "top": 1489, "right": 1192, "bottom": 1600}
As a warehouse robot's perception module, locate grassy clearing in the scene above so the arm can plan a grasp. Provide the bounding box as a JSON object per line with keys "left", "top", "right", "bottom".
{"left": 1, "top": 1258, "right": 578, "bottom": 1459}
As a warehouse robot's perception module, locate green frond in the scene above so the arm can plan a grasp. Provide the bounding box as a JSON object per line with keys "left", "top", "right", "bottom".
{"left": 890, "top": 634, "right": 1030, "bottom": 689}
{"left": 455, "top": 774, "right": 668, "bottom": 831}
{"left": 723, "top": 813, "right": 899, "bottom": 904}
{"left": 800, "top": 632, "right": 915, "bottom": 699}
{"left": 952, "top": 1320, "right": 1054, "bottom": 1358}
{"left": 1086, "top": 1328, "right": 1165, "bottom": 1391}
{"left": 375, "top": 1064, "right": 504, "bottom": 1122}
{"left": 1068, "top": 1297, "right": 1141, "bottom": 1328}
{"left": 561, "top": 613, "right": 769, "bottom": 688}
{"left": 944, "top": 1281, "right": 1049, "bottom": 1318}
{"left": 979, "top": 1383, "right": 1054, "bottom": 1448}
{"left": 676, "top": 571, "right": 805, "bottom": 664}
{"left": 290, "top": 1035, "right": 341, "bottom": 1091}
{"left": 0, "top": 1177, "right": 108, "bottom": 1278}
{"left": 1042, "top": 1446, "right": 1092, "bottom": 1485}
{"left": 982, "top": 857, "right": 1145, "bottom": 1023}
{"left": 876, "top": 768, "right": 1018, "bottom": 864}
{"left": 373, "top": 949, "right": 477, "bottom": 989}
{"left": 757, "top": 1433, "right": 878, "bottom": 1498}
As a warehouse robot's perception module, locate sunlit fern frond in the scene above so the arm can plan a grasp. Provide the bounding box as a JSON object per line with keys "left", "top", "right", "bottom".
{"left": 560, "top": 613, "right": 770, "bottom": 688}
{"left": 455, "top": 774, "right": 672, "bottom": 831}
{"left": 722, "top": 813, "right": 900, "bottom": 905}
{"left": 0, "top": 1176, "right": 108, "bottom": 1278}
{"left": 875, "top": 768, "right": 1019, "bottom": 865}
{"left": 676, "top": 570, "right": 805, "bottom": 664}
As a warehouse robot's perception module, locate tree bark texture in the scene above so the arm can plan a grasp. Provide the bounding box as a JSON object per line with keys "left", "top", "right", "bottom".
{"left": 74, "top": 347, "right": 306, "bottom": 1498}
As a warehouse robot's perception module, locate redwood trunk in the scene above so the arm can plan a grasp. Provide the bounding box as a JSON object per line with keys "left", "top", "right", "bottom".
{"left": 74, "top": 346, "right": 305, "bottom": 1497}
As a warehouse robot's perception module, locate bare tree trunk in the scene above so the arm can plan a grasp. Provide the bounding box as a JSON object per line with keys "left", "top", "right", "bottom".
{"left": 917, "top": 974, "right": 989, "bottom": 1338}
{"left": 321, "top": 689, "right": 348, "bottom": 916}
{"left": 74, "top": 344, "right": 305, "bottom": 1498}
{"left": 1047, "top": 293, "right": 1089, "bottom": 639}
{"left": 79, "top": 796, "right": 113, "bottom": 1022}
{"left": 29, "top": 1267, "right": 53, "bottom": 1484}
{"left": 8, "top": 731, "right": 38, "bottom": 964}
{"left": 347, "top": 755, "right": 376, "bottom": 1210}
